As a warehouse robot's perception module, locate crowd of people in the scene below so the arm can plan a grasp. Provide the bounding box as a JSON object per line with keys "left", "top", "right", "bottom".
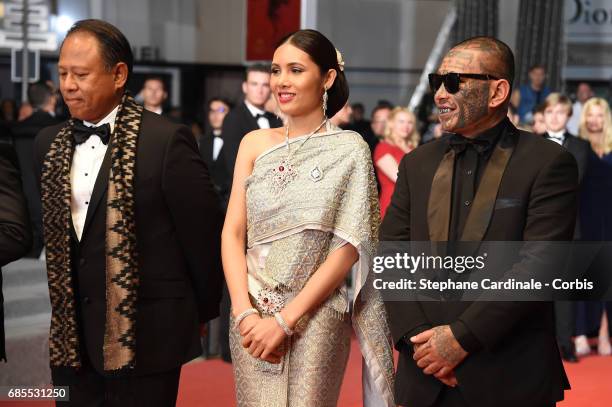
{"left": 0, "top": 16, "right": 611, "bottom": 407}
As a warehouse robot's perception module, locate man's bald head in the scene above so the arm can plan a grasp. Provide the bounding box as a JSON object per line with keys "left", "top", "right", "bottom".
{"left": 451, "top": 36, "right": 515, "bottom": 89}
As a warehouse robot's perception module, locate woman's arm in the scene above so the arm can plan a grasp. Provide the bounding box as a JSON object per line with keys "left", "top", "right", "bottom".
{"left": 376, "top": 154, "right": 400, "bottom": 182}
{"left": 244, "top": 243, "right": 358, "bottom": 360}
{"left": 221, "top": 134, "right": 258, "bottom": 319}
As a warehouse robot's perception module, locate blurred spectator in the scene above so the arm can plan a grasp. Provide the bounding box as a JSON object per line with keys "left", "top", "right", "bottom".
{"left": 507, "top": 104, "right": 520, "bottom": 127}
{"left": 417, "top": 90, "right": 438, "bottom": 135}
{"left": 373, "top": 107, "right": 419, "bottom": 218}
{"left": 532, "top": 104, "right": 547, "bottom": 135}
{"left": 330, "top": 102, "right": 352, "bottom": 127}
{"left": 18, "top": 102, "right": 33, "bottom": 122}
{"left": 222, "top": 64, "right": 282, "bottom": 182}
{"left": 370, "top": 104, "right": 393, "bottom": 139}
{"left": 542, "top": 93, "right": 590, "bottom": 362}
{"left": 579, "top": 97, "right": 612, "bottom": 158}
{"left": 518, "top": 64, "right": 551, "bottom": 124}
{"left": 199, "top": 97, "right": 231, "bottom": 206}
{"left": 0, "top": 99, "right": 17, "bottom": 123}
{"left": 351, "top": 102, "right": 366, "bottom": 123}
{"left": 199, "top": 97, "right": 231, "bottom": 361}
{"left": 567, "top": 82, "right": 594, "bottom": 135}
{"left": 575, "top": 97, "right": 612, "bottom": 357}
{"left": 543, "top": 93, "right": 575, "bottom": 138}
{"left": 11, "top": 81, "right": 60, "bottom": 258}
{"left": 140, "top": 76, "right": 168, "bottom": 115}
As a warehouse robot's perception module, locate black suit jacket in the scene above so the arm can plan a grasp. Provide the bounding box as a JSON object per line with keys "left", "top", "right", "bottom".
{"left": 221, "top": 101, "right": 282, "bottom": 181}
{"left": 381, "top": 123, "right": 577, "bottom": 407}
{"left": 34, "top": 110, "right": 223, "bottom": 375}
{"left": 199, "top": 130, "right": 230, "bottom": 207}
{"left": 0, "top": 143, "right": 33, "bottom": 361}
{"left": 543, "top": 132, "right": 589, "bottom": 182}
{"left": 12, "top": 111, "right": 61, "bottom": 256}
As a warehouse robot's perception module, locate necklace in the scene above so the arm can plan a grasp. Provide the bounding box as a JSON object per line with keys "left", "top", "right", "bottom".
{"left": 270, "top": 118, "right": 327, "bottom": 193}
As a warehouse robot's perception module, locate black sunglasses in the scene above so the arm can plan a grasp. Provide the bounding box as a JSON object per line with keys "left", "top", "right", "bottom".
{"left": 428, "top": 72, "right": 500, "bottom": 94}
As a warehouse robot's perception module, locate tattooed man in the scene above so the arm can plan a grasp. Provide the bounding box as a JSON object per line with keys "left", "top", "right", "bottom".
{"left": 381, "top": 37, "right": 576, "bottom": 407}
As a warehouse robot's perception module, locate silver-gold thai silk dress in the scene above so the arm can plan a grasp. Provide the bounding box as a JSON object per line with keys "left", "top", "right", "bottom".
{"left": 229, "top": 126, "right": 395, "bottom": 406}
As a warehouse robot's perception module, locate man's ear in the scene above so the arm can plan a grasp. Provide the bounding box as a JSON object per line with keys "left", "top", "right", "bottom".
{"left": 113, "top": 62, "right": 128, "bottom": 91}
{"left": 490, "top": 79, "right": 511, "bottom": 109}
{"left": 242, "top": 81, "right": 248, "bottom": 95}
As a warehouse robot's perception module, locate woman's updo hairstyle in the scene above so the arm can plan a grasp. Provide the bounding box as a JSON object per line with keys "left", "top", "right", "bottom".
{"left": 278, "top": 29, "right": 349, "bottom": 117}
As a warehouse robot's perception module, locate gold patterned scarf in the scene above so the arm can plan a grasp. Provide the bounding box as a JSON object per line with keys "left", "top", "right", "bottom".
{"left": 41, "top": 92, "right": 143, "bottom": 371}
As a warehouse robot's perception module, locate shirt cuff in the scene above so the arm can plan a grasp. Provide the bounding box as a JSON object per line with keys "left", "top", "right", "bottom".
{"left": 450, "top": 320, "right": 482, "bottom": 354}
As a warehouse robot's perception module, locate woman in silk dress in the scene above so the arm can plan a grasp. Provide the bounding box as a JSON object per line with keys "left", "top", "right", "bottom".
{"left": 221, "top": 29, "right": 394, "bottom": 406}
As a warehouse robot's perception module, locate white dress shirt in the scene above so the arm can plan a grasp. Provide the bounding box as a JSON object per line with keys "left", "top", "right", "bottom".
{"left": 212, "top": 129, "right": 223, "bottom": 161}
{"left": 70, "top": 105, "right": 119, "bottom": 240}
{"left": 244, "top": 100, "right": 270, "bottom": 129}
{"left": 547, "top": 129, "right": 566, "bottom": 146}
{"left": 566, "top": 101, "right": 582, "bottom": 136}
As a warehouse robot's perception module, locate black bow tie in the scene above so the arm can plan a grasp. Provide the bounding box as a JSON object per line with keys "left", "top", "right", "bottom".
{"left": 448, "top": 133, "right": 493, "bottom": 155}
{"left": 73, "top": 121, "right": 111, "bottom": 145}
{"left": 254, "top": 113, "right": 266, "bottom": 120}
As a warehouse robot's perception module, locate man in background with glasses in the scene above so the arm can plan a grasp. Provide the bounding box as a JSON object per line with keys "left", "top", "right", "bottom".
{"left": 381, "top": 36, "right": 577, "bottom": 407}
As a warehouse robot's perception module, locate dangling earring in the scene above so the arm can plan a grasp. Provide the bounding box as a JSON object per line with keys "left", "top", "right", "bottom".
{"left": 322, "top": 88, "right": 328, "bottom": 117}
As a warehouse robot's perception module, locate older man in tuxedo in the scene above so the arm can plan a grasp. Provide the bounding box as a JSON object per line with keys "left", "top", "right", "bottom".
{"left": 0, "top": 143, "right": 33, "bottom": 362}
{"left": 34, "top": 19, "right": 222, "bottom": 406}
{"left": 381, "top": 37, "right": 577, "bottom": 407}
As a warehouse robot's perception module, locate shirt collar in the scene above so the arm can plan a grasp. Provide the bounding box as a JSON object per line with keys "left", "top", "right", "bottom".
{"left": 447, "top": 117, "right": 508, "bottom": 146}
{"left": 83, "top": 104, "right": 120, "bottom": 133}
{"left": 244, "top": 100, "right": 265, "bottom": 117}
{"left": 547, "top": 129, "right": 566, "bottom": 139}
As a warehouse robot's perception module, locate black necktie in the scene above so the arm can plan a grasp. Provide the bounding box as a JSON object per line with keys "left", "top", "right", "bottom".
{"left": 448, "top": 133, "right": 493, "bottom": 155}
{"left": 73, "top": 121, "right": 111, "bottom": 145}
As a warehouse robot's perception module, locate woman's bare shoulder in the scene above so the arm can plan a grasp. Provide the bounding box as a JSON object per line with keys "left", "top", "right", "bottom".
{"left": 239, "top": 127, "right": 286, "bottom": 160}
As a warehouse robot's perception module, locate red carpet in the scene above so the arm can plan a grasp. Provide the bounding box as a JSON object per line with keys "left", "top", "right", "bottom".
{"left": 2, "top": 341, "right": 610, "bottom": 406}
{"left": 176, "top": 339, "right": 612, "bottom": 407}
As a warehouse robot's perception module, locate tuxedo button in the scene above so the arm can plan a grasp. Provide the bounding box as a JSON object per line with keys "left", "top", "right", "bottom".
{"left": 464, "top": 200, "right": 471, "bottom": 206}
{"left": 466, "top": 170, "right": 473, "bottom": 175}
{"left": 83, "top": 297, "right": 91, "bottom": 305}
{"left": 79, "top": 258, "right": 86, "bottom": 267}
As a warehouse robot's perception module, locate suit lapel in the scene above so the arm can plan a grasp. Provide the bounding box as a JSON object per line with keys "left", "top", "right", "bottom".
{"left": 242, "top": 102, "right": 259, "bottom": 130}
{"left": 460, "top": 127, "right": 517, "bottom": 241}
{"left": 80, "top": 140, "right": 112, "bottom": 242}
{"left": 427, "top": 149, "right": 455, "bottom": 241}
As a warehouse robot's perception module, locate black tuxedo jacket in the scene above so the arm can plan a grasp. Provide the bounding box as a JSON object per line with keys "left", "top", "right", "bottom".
{"left": 0, "top": 143, "right": 32, "bottom": 361}
{"left": 199, "top": 130, "right": 230, "bottom": 206}
{"left": 544, "top": 132, "right": 590, "bottom": 182}
{"left": 34, "top": 110, "right": 223, "bottom": 375}
{"left": 12, "top": 111, "right": 61, "bottom": 256}
{"left": 221, "top": 101, "right": 282, "bottom": 180}
{"left": 381, "top": 123, "right": 577, "bottom": 407}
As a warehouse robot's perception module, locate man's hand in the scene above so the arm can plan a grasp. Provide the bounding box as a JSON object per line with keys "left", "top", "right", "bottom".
{"left": 410, "top": 325, "right": 467, "bottom": 383}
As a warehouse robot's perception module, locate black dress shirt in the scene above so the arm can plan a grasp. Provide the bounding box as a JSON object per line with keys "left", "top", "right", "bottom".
{"left": 448, "top": 119, "right": 506, "bottom": 241}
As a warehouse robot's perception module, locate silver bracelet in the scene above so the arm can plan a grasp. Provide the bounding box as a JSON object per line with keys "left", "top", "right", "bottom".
{"left": 234, "top": 308, "right": 259, "bottom": 330}
{"left": 274, "top": 312, "right": 294, "bottom": 337}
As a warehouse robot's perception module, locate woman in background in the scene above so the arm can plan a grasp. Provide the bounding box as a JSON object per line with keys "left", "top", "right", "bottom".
{"left": 575, "top": 97, "right": 612, "bottom": 357}
{"left": 373, "top": 107, "right": 420, "bottom": 219}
